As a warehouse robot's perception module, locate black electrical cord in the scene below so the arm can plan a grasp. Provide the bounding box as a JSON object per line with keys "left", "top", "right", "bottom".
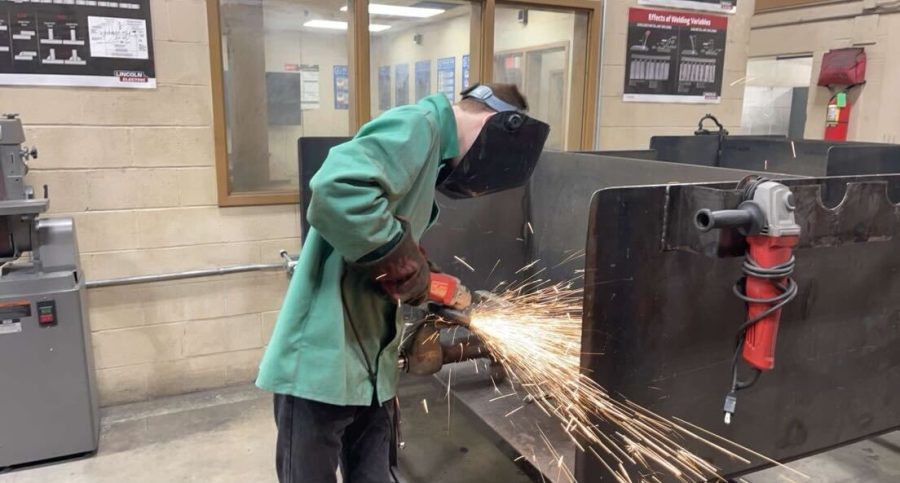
{"left": 723, "top": 252, "right": 798, "bottom": 422}
{"left": 340, "top": 271, "right": 378, "bottom": 392}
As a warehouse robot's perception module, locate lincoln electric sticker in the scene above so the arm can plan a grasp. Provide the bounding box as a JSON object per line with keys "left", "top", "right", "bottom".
{"left": 623, "top": 8, "right": 727, "bottom": 104}
{"left": 0, "top": 0, "right": 155, "bottom": 88}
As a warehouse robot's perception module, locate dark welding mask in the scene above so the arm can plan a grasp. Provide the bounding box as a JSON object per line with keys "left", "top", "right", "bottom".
{"left": 437, "top": 84, "right": 550, "bottom": 199}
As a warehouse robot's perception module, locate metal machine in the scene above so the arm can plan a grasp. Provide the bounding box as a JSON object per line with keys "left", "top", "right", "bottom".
{"left": 0, "top": 114, "right": 99, "bottom": 468}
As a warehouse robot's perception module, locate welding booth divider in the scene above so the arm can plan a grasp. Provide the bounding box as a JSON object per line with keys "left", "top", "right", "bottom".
{"left": 298, "top": 137, "right": 900, "bottom": 481}
{"left": 582, "top": 135, "right": 900, "bottom": 178}
{"left": 577, "top": 176, "right": 900, "bottom": 480}
{"left": 298, "top": 135, "right": 900, "bottom": 272}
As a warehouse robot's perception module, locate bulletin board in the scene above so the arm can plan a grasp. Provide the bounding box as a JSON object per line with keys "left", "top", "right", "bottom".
{"left": 623, "top": 7, "right": 727, "bottom": 104}
{"left": 0, "top": 0, "right": 156, "bottom": 88}
{"left": 266, "top": 72, "right": 301, "bottom": 126}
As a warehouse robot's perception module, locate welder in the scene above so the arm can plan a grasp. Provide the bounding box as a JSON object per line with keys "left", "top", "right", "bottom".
{"left": 256, "top": 84, "right": 550, "bottom": 483}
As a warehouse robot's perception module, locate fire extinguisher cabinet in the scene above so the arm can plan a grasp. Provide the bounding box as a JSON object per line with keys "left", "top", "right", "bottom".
{"left": 818, "top": 47, "right": 866, "bottom": 142}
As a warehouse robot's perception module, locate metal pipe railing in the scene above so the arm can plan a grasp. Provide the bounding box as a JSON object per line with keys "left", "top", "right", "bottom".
{"left": 85, "top": 251, "right": 297, "bottom": 289}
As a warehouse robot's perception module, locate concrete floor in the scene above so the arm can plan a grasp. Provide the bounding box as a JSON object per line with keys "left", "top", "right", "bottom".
{"left": 0, "top": 379, "right": 898, "bottom": 483}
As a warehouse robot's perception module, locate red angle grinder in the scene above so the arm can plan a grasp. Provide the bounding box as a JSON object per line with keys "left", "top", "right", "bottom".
{"left": 695, "top": 177, "right": 801, "bottom": 424}
{"left": 397, "top": 272, "right": 503, "bottom": 377}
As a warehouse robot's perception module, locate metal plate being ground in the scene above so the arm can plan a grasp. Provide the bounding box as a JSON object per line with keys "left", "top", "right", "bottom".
{"left": 576, "top": 175, "right": 900, "bottom": 481}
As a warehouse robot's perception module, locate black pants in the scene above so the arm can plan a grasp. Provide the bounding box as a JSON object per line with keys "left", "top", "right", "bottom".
{"left": 274, "top": 394, "right": 395, "bottom": 483}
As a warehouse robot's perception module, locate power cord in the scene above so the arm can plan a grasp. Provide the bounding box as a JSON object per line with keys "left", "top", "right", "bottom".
{"left": 723, "top": 252, "right": 798, "bottom": 424}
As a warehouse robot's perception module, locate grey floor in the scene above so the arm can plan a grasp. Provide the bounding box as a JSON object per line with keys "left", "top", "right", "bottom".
{"left": 1, "top": 379, "right": 898, "bottom": 483}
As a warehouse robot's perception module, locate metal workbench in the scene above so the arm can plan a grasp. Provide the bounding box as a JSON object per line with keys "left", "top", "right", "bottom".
{"left": 433, "top": 364, "right": 577, "bottom": 482}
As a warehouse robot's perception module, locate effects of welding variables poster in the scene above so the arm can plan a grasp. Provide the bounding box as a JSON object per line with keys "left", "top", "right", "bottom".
{"left": 638, "top": 0, "right": 736, "bottom": 15}
{"left": 0, "top": 0, "right": 155, "bottom": 88}
{"left": 623, "top": 8, "right": 727, "bottom": 104}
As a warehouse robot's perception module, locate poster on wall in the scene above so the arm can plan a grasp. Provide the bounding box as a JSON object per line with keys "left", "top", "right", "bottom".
{"left": 623, "top": 7, "right": 727, "bottom": 104}
{"left": 333, "top": 65, "right": 349, "bottom": 110}
{"left": 378, "top": 66, "right": 391, "bottom": 111}
{"left": 415, "top": 60, "right": 430, "bottom": 101}
{"left": 0, "top": 0, "right": 156, "bottom": 88}
{"left": 638, "top": 0, "right": 736, "bottom": 15}
{"left": 462, "top": 54, "right": 470, "bottom": 90}
{"left": 437, "top": 57, "right": 455, "bottom": 102}
{"left": 299, "top": 64, "right": 319, "bottom": 110}
{"left": 395, "top": 64, "right": 409, "bottom": 106}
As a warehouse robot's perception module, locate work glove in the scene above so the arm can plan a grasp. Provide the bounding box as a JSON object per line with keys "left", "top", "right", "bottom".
{"left": 352, "top": 218, "right": 430, "bottom": 305}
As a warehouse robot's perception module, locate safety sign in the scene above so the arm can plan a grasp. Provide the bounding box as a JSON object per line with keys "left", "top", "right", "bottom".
{"left": 623, "top": 7, "right": 727, "bottom": 103}
{"left": 0, "top": 0, "right": 155, "bottom": 88}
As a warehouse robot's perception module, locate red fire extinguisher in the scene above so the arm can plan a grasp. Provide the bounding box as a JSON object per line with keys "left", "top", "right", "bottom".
{"left": 824, "top": 91, "right": 850, "bottom": 141}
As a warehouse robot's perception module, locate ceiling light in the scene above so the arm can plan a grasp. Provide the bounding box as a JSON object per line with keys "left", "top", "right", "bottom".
{"left": 303, "top": 20, "right": 392, "bottom": 32}
{"left": 340, "top": 4, "right": 445, "bottom": 18}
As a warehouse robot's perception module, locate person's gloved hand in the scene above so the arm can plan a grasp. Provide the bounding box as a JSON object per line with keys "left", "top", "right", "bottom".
{"left": 352, "top": 218, "right": 430, "bottom": 305}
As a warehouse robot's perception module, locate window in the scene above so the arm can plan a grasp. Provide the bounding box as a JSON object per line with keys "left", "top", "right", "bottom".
{"left": 212, "top": 0, "right": 350, "bottom": 204}
{"left": 368, "top": 0, "right": 474, "bottom": 117}
{"left": 494, "top": 6, "right": 593, "bottom": 150}
{"left": 209, "top": 0, "right": 602, "bottom": 206}
{"left": 740, "top": 56, "right": 813, "bottom": 137}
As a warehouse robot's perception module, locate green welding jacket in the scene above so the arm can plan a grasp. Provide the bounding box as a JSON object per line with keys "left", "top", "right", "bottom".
{"left": 256, "top": 94, "right": 459, "bottom": 406}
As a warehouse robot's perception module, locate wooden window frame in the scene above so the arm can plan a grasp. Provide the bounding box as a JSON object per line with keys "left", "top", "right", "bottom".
{"left": 208, "top": 0, "right": 602, "bottom": 206}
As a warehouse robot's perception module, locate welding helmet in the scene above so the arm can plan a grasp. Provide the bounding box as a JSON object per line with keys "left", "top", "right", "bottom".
{"left": 437, "top": 84, "right": 550, "bottom": 199}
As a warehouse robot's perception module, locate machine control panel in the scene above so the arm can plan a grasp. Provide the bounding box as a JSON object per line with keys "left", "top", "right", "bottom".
{"left": 36, "top": 300, "right": 57, "bottom": 327}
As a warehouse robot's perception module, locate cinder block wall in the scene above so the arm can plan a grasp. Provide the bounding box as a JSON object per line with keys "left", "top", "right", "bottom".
{"left": 0, "top": 0, "right": 297, "bottom": 406}
{"left": 750, "top": 1, "right": 900, "bottom": 143}
{"left": 597, "top": 0, "right": 755, "bottom": 149}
